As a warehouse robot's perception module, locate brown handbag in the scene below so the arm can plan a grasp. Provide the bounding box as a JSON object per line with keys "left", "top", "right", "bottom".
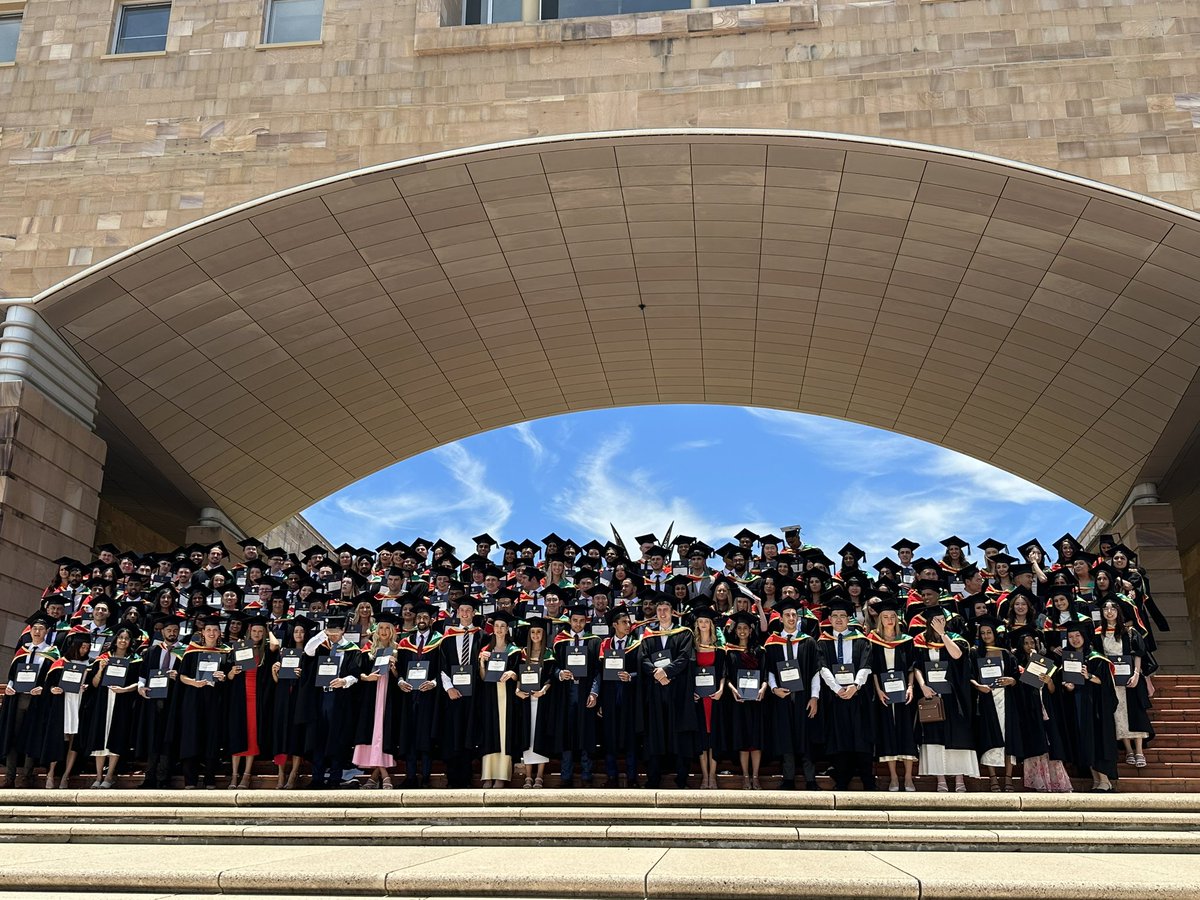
{"left": 917, "top": 695, "right": 945, "bottom": 723}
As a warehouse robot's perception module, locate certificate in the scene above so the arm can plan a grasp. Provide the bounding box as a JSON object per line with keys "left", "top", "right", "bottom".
{"left": 566, "top": 650, "right": 588, "bottom": 678}
{"left": 519, "top": 663, "right": 541, "bottom": 690}
{"left": 736, "top": 669, "right": 761, "bottom": 701}
{"left": 101, "top": 661, "right": 129, "bottom": 688}
{"left": 1019, "top": 652, "right": 1056, "bottom": 688}
{"left": 278, "top": 648, "right": 302, "bottom": 680}
{"left": 1061, "top": 651, "right": 1086, "bottom": 685}
{"left": 602, "top": 647, "right": 625, "bottom": 682}
{"left": 833, "top": 663, "right": 855, "bottom": 686}
{"left": 315, "top": 660, "right": 339, "bottom": 688}
{"left": 147, "top": 669, "right": 170, "bottom": 699}
{"left": 451, "top": 664, "right": 473, "bottom": 697}
{"left": 405, "top": 659, "right": 430, "bottom": 687}
{"left": 694, "top": 665, "right": 716, "bottom": 698}
{"left": 926, "top": 660, "right": 951, "bottom": 695}
{"left": 232, "top": 641, "right": 257, "bottom": 672}
{"left": 977, "top": 655, "right": 1003, "bottom": 687}
{"left": 14, "top": 666, "right": 37, "bottom": 693}
{"left": 60, "top": 661, "right": 87, "bottom": 694}
{"left": 373, "top": 647, "right": 393, "bottom": 670}
{"left": 776, "top": 660, "right": 800, "bottom": 689}
{"left": 651, "top": 650, "right": 671, "bottom": 669}
{"left": 196, "top": 652, "right": 221, "bottom": 683}
{"left": 1108, "top": 654, "right": 1133, "bottom": 687}
{"left": 882, "top": 669, "right": 907, "bottom": 703}
{"left": 484, "top": 651, "right": 507, "bottom": 683}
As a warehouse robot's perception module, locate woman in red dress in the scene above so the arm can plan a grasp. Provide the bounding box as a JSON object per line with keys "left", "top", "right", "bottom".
{"left": 691, "top": 607, "right": 726, "bottom": 790}
{"left": 227, "top": 616, "right": 274, "bottom": 788}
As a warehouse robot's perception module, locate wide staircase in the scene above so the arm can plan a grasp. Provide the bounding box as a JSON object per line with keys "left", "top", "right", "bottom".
{"left": 0, "top": 675, "right": 1197, "bottom": 898}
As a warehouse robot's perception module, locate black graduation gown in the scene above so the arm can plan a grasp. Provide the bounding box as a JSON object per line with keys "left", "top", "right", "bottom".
{"left": 226, "top": 644, "right": 275, "bottom": 756}
{"left": 0, "top": 648, "right": 56, "bottom": 761}
{"left": 867, "top": 637, "right": 918, "bottom": 760}
{"left": 80, "top": 652, "right": 143, "bottom": 756}
{"left": 1101, "top": 628, "right": 1155, "bottom": 739}
{"left": 513, "top": 648, "right": 558, "bottom": 759}
{"left": 475, "top": 644, "right": 522, "bottom": 760}
{"left": 437, "top": 627, "right": 482, "bottom": 760}
{"left": 135, "top": 641, "right": 182, "bottom": 759}
{"left": 914, "top": 638, "right": 975, "bottom": 751}
{"left": 552, "top": 633, "right": 601, "bottom": 756}
{"left": 762, "top": 633, "right": 819, "bottom": 758}
{"left": 817, "top": 634, "right": 874, "bottom": 756}
{"left": 33, "top": 660, "right": 75, "bottom": 765}
{"left": 638, "top": 627, "right": 696, "bottom": 757}
{"left": 171, "top": 644, "right": 230, "bottom": 760}
{"left": 724, "top": 645, "right": 765, "bottom": 752}
{"left": 302, "top": 639, "right": 362, "bottom": 760}
{"left": 269, "top": 644, "right": 310, "bottom": 758}
{"left": 394, "top": 633, "right": 443, "bottom": 756}
{"left": 970, "top": 647, "right": 1024, "bottom": 760}
{"left": 1057, "top": 654, "right": 1118, "bottom": 778}
{"left": 596, "top": 635, "right": 640, "bottom": 757}
{"left": 351, "top": 644, "right": 401, "bottom": 757}
{"left": 692, "top": 645, "right": 726, "bottom": 755}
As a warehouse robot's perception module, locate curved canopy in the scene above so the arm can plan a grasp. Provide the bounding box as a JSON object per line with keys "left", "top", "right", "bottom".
{"left": 34, "top": 130, "right": 1200, "bottom": 537}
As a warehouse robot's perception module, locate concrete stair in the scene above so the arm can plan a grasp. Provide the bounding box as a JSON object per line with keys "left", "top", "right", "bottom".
{"left": 0, "top": 791, "right": 1200, "bottom": 899}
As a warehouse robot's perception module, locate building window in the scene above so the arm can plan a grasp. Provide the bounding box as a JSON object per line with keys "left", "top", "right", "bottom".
{"left": 0, "top": 12, "right": 20, "bottom": 62}
{"left": 263, "top": 0, "right": 324, "bottom": 43}
{"left": 112, "top": 3, "right": 170, "bottom": 54}
{"left": 464, "top": 0, "right": 521, "bottom": 24}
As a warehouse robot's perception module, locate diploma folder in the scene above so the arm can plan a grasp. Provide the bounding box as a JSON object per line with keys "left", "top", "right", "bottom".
{"left": 1019, "top": 652, "right": 1056, "bottom": 689}
{"left": 484, "top": 651, "right": 507, "bottom": 683}
{"left": 925, "top": 659, "right": 952, "bottom": 695}
{"left": 278, "top": 648, "right": 302, "bottom": 680}
{"left": 1061, "top": 650, "right": 1086, "bottom": 685}
{"left": 602, "top": 647, "right": 625, "bottom": 682}
{"left": 736, "top": 669, "right": 761, "bottom": 701}
{"left": 693, "top": 664, "right": 717, "bottom": 697}
{"left": 882, "top": 668, "right": 907, "bottom": 704}
{"left": 147, "top": 669, "right": 170, "bottom": 699}
{"left": 60, "top": 660, "right": 87, "bottom": 694}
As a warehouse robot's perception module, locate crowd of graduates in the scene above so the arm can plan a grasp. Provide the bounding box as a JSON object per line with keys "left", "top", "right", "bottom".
{"left": 0, "top": 527, "right": 1166, "bottom": 794}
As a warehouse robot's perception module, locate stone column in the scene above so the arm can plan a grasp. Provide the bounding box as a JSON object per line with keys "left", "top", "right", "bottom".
{"left": 0, "top": 304, "right": 105, "bottom": 651}
{"left": 1107, "top": 502, "right": 1196, "bottom": 672}
{"left": 522, "top": 0, "right": 538, "bottom": 23}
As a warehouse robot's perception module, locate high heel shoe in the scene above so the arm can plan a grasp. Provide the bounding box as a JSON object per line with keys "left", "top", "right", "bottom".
{"left": 751, "top": 776, "right": 762, "bottom": 790}
{"left": 285, "top": 772, "right": 299, "bottom": 790}
{"left": 238, "top": 774, "right": 253, "bottom": 790}
{"left": 989, "top": 776, "right": 1000, "bottom": 793}
{"left": 742, "top": 776, "right": 751, "bottom": 790}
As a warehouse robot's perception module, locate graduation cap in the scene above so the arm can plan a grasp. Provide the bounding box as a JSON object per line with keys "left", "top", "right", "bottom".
{"left": 542, "top": 533, "right": 566, "bottom": 547}
{"left": 978, "top": 538, "right": 1008, "bottom": 554}
{"left": 973, "top": 614, "right": 1003, "bottom": 632}
{"left": 96, "top": 543, "right": 121, "bottom": 556}
{"left": 375, "top": 610, "right": 403, "bottom": 627}
{"left": 1111, "top": 543, "right": 1138, "bottom": 561}
{"left": 990, "top": 552, "right": 1018, "bottom": 567}
{"left": 324, "top": 614, "right": 348, "bottom": 629}
{"left": 838, "top": 543, "right": 866, "bottom": 562}
{"left": 645, "top": 545, "right": 668, "bottom": 558}
{"left": 588, "top": 581, "right": 611, "bottom": 597}
{"left": 472, "top": 533, "right": 498, "bottom": 548}
{"left": 410, "top": 602, "right": 438, "bottom": 620}
{"left": 524, "top": 615, "right": 552, "bottom": 633}
{"left": 872, "top": 557, "right": 901, "bottom": 574}
{"left": 579, "top": 540, "right": 606, "bottom": 555}
{"left": 801, "top": 547, "right": 835, "bottom": 568}
{"left": 842, "top": 572, "right": 871, "bottom": 590}
{"left": 53, "top": 556, "right": 81, "bottom": 569}
{"left": 665, "top": 574, "right": 694, "bottom": 593}
{"left": 24, "top": 611, "right": 55, "bottom": 629}
{"left": 691, "top": 606, "right": 718, "bottom": 624}
{"left": 544, "top": 551, "right": 568, "bottom": 564}
{"left": 940, "top": 535, "right": 970, "bottom": 553}
{"left": 301, "top": 545, "right": 329, "bottom": 562}
{"left": 430, "top": 540, "right": 456, "bottom": 557}
{"left": 670, "top": 535, "right": 696, "bottom": 548}
{"left": 825, "top": 595, "right": 856, "bottom": 615}
{"left": 781, "top": 525, "right": 803, "bottom": 537}
{"left": 872, "top": 596, "right": 901, "bottom": 615}
{"left": 605, "top": 606, "right": 631, "bottom": 626}
{"left": 957, "top": 563, "right": 981, "bottom": 582}
{"left": 911, "top": 557, "right": 940, "bottom": 573}
{"left": 1008, "top": 562, "right": 1034, "bottom": 578}
{"left": 266, "top": 547, "right": 287, "bottom": 560}
{"left": 517, "top": 539, "right": 540, "bottom": 555}
{"left": 204, "top": 542, "right": 229, "bottom": 559}
{"left": 729, "top": 610, "right": 759, "bottom": 630}
{"left": 734, "top": 528, "right": 758, "bottom": 542}
{"left": 891, "top": 538, "right": 920, "bottom": 552}
{"left": 714, "top": 542, "right": 741, "bottom": 559}
{"left": 775, "top": 596, "right": 801, "bottom": 615}
{"left": 757, "top": 533, "right": 782, "bottom": 547}
{"left": 1054, "top": 533, "right": 1083, "bottom": 555}
{"left": 238, "top": 538, "right": 266, "bottom": 550}
{"left": 1069, "top": 551, "right": 1097, "bottom": 568}
{"left": 1096, "top": 533, "right": 1119, "bottom": 547}
{"left": 913, "top": 578, "right": 944, "bottom": 595}
{"left": 689, "top": 542, "right": 713, "bottom": 559}
{"left": 333, "top": 543, "right": 357, "bottom": 557}
{"left": 1046, "top": 583, "right": 1075, "bottom": 601}
{"left": 632, "top": 533, "right": 658, "bottom": 546}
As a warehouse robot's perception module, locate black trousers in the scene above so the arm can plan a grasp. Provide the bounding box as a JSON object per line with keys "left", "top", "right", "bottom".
{"left": 404, "top": 751, "right": 432, "bottom": 785}
{"left": 780, "top": 752, "right": 817, "bottom": 784}
{"left": 645, "top": 752, "right": 690, "bottom": 789}
{"left": 182, "top": 754, "right": 219, "bottom": 787}
{"left": 142, "top": 751, "right": 171, "bottom": 787}
{"left": 3, "top": 696, "right": 33, "bottom": 781}
{"left": 444, "top": 750, "right": 472, "bottom": 788}
{"left": 830, "top": 752, "right": 876, "bottom": 790}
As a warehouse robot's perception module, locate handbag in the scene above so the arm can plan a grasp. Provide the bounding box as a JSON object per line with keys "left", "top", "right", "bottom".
{"left": 917, "top": 695, "right": 945, "bottom": 724}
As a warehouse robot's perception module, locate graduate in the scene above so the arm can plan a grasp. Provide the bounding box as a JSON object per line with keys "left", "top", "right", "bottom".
{"left": 39, "top": 632, "right": 91, "bottom": 788}
{"left": 135, "top": 616, "right": 183, "bottom": 789}
{"left": 226, "top": 615, "right": 274, "bottom": 789}
{"left": 817, "top": 597, "right": 875, "bottom": 790}
{"left": 638, "top": 592, "right": 696, "bottom": 789}
{"left": 866, "top": 599, "right": 918, "bottom": 792}
{"left": 551, "top": 603, "right": 601, "bottom": 787}
{"left": 968, "top": 616, "right": 1022, "bottom": 792}
{"left": 913, "top": 611, "right": 978, "bottom": 792}
{"left": 268, "top": 615, "right": 316, "bottom": 789}
{"left": 475, "top": 611, "right": 521, "bottom": 788}
{"left": 352, "top": 611, "right": 401, "bottom": 789}
{"left": 1008, "top": 626, "right": 1073, "bottom": 792}
{"left": 1, "top": 613, "right": 58, "bottom": 787}
{"left": 762, "top": 597, "right": 821, "bottom": 790}
{"left": 596, "top": 606, "right": 641, "bottom": 788}
{"left": 173, "top": 616, "right": 230, "bottom": 789}
{"left": 438, "top": 598, "right": 482, "bottom": 789}
{"left": 1056, "top": 620, "right": 1119, "bottom": 792}
{"left": 302, "top": 614, "right": 362, "bottom": 789}
{"left": 1096, "top": 600, "right": 1154, "bottom": 769}
{"left": 514, "top": 616, "right": 556, "bottom": 788}
{"left": 395, "top": 603, "right": 443, "bottom": 787}
{"left": 724, "top": 610, "right": 766, "bottom": 789}
{"left": 690, "top": 607, "right": 727, "bottom": 790}
{"left": 82, "top": 624, "right": 141, "bottom": 788}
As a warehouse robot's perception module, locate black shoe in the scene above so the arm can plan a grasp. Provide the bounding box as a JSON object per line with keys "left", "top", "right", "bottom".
{"left": 627, "top": 780, "right": 642, "bottom": 789}
{"left": 309, "top": 780, "right": 326, "bottom": 790}
{"left": 777, "top": 781, "right": 797, "bottom": 791}
{"left": 400, "top": 777, "right": 417, "bottom": 788}
{"left": 805, "top": 781, "right": 820, "bottom": 791}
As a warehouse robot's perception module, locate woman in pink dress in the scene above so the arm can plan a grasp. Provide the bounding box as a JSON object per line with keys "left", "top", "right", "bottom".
{"left": 352, "top": 611, "right": 399, "bottom": 788}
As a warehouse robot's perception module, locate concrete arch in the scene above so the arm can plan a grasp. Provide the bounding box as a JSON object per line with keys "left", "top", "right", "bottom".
{"left": 31, "top": 130, "right": 1200, "bottom": 539}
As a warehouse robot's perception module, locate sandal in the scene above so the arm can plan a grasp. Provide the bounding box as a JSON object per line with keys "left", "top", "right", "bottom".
{"left": 936, "top": 783, "right": 949, "bottom": 793}
{"left": 533, "top": 777, "right": 544, "bottom": 788}
{"left": 751, "top": 776, "right": 762, "bottom": 790}
{"left": 989, "top": 776, "right": 1000, "bottom": 793}
{"left": 362, "top": 779, "right": 379, "bottom": 790}
{"left": 382, "top": 778, "right": 394, "bottom": 790}
{"left": 1135, "top": 754, "right": 1147, "bottom": 768}
{"left": 284, "top": 773, "right": 298, "bottom": 790}
{"left": 523, "top": 777, "right": 533, "bottom": 789}
{"left": 44, "top": 776, "right": 56, "bottom": 790}
{"left": 742, "top": 776, "right": 751, "bottom": 790}
{"left": 238, "top": 775, "right": 253, "bottom": 790}
{"left": 1004, "top": 777, "right": 1015, "bottom": 793}
{"left": 1125, "top": 753, "right": 1136, "bottom": 766}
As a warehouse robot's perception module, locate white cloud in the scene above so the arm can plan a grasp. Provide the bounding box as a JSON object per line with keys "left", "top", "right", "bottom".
{"left": 925, "top": 448, "right": 1058, "bottom": 505}
{"left": 511, "top": 422, "right": 550, "bottom": 466}
{"left": 552, "top": 428, "right": 772, "bottom": 549}
{"left": 322, "top": 443, "right": 512, "bottom": 553}
{"left": 745, "top": 408, "right": 918, "bottom": 475}
{"left": 672, "top": 438, "right": 720, "bottom": 451}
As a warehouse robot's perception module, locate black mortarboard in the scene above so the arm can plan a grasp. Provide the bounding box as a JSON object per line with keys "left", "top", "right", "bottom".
{"left": 1009, "top": 562, "right": 1034, "bottom": 578}
{"left": 542, "top": 533, "right": 565, "bottom": 546}
{"left": 97, "top": 543, "right": 121, "bottom": 556}
{"left": 333, "top": 543, "right": 357, "bottom": 556}
{"left": 838, "top": 543, "right": 866, "bottom": 562}
{"left": 872, "top": 557, "right": 901, "bottom": 573}
{"left": 914, "top": 578, "right": 944, "bottom": 594}
{"left": 825, "top": 595, "right": 855, "bottom": 615}
{"left": 891, "top": 538, "right": 920, "bottom": 552}
{"left": 1046, "top": 584, "right": 1075, "bottom": 601}
{"left": 978, "top": 538, "right": 1008, "bottom": 553}
{"left": 645, "top": 545, "right": 668, "bottom": 558}
{"left": 1055, "top": 533, "right": 1082, "bottom": 554}
{"left": 757, "top": 533, "right": 782, "bottom": 546}
{"left": 632, "top": 533, "right": 658, "bottom": 546}
{"left": 375, "top": 610, "right": 403, "bottom": 627}
{"left": 734, "top": 528, "right": 758, "bottom": 542}
{"left": 670, "top": 535, "right": 696, "bottom": 548}
{"left": 714, "top": 542, "right": 740, "bottom": 559}
{"left": 24, "top": 611, "right": 55, "bottom": 628}
{"left": 605, "top": 606, "right": 631, "bottom": 626}
{"left": 802, "top": 548, "right": 835, "bottom": 568}
{"left": 472, "top": 533, "right": 497, "bottom": 547}
{"left": 302, "top": 545, "right": 328, "bottom": 561}
{"left": 940, "top": 535, "right": 970, "bottom": 553}
{"left": 689, "top": 542, "right": 713, "bottom": 558}
{"left": 974, "top": 614, "right": 1002, "bottom": 631}
{"left": 324, "top": 615, "right": 348, "bottom": 629}
{"left": 990, "top": 552, "right": 1018, "bottom": 566}
{"left": 957, "top": 563, "right": 980, "bottom": 581}
{"left": 691, "top": 606, "right": 718, "bottom": 623}
{"left": 775, "top": 596, "right": 800, "bottom": 614}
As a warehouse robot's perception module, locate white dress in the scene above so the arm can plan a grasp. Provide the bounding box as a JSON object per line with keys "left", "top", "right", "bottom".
{"left": 1103, "top": 633, "right": 1148, "bottom": 740}
{"left": 522, "top": 695, "right": 549, "bottom": 765}
{"left": 918, "top": 648, "right": 980, "bottom": 777}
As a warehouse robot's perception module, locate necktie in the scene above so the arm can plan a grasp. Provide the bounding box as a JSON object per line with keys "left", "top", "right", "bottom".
{"left": 838, "top": 633, "right": 845, "bottom": 663}
{"left": 785, "top": 637, "right": 793, "bottom": 661}
{"left": 460, "top": 633, "right": 469, "bottom": 667}
{"left": 417, "top": 633, "right": 425, "bottom": 652}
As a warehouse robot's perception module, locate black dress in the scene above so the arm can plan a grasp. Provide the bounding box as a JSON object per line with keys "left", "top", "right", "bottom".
{"left": 970, "top": 646, "right": 1024, "bottom": 763}
{"left": 724, "top": 644, "right": 765, "bottom": 752}
{"left": 226, "top": 644, "right": 275, "bottom": 757}
{"left": 513, "top": 648, "right": 558, "bottom": 760}
{"left": 1057, "top": 652, "right": 1118, "bottom": 779}
{"left": 867, "top": 636, "right": 918, "bottom": 760}
{"left": 268, "top": 644, "right": 310, "bottom": 759}
{"left": 80, "top": 652, "right": 142, "bottom": 757}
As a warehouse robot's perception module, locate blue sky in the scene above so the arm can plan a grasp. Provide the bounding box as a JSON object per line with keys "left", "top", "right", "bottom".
{"left": 303, "top": 406, "right": 1091, "bottom": 564}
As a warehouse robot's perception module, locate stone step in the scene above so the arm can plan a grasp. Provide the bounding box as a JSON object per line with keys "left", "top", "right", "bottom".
{"left": 1152, "top": 720, "right": 1200, "bottom": 734}
{"left": 0, "top": 842, "right": 1198, "bottom": 898}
